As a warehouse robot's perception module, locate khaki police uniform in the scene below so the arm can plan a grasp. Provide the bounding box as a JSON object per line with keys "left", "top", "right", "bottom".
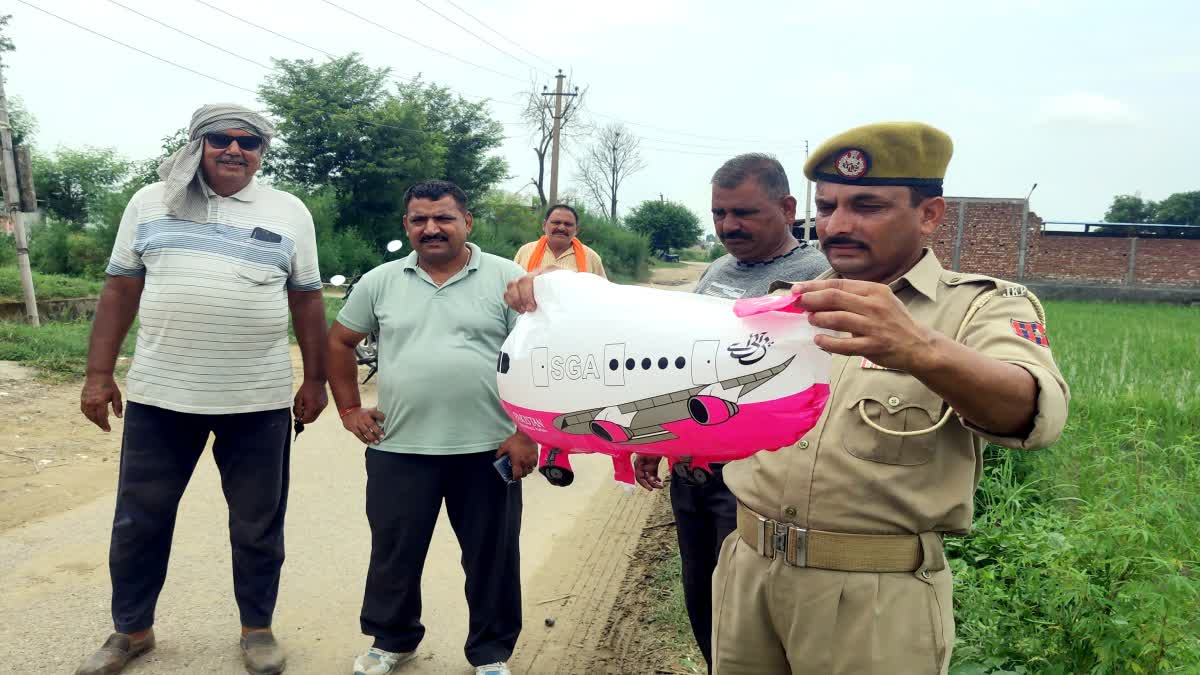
{"left": 710, "top": 123, "right": 1071, "bottom": 675}
{"left": 513, "top": 239, "right": 608, "bottom": 278}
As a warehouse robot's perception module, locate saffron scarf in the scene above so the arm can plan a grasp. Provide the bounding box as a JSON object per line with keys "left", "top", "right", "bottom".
{"left": 526, "top": 236, "right": 588, "bottom": 274}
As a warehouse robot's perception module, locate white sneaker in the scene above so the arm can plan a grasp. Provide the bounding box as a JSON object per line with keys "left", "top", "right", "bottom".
{"left": 353, "top": 647, "right": 416, "bottom": 675}
{"left": 475, "top": 663, "right": 511, "bottom": 675}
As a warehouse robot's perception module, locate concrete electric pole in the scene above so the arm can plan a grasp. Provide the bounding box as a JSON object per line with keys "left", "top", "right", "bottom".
{"left": 0, "top": 53, "right": 40, "bottom": 326}
{"left": 542, "top": 69, "right": 578, "bottom": 206}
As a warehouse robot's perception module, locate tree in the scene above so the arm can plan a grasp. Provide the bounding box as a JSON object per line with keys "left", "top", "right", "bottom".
{"left": 0, "top": 14, "right": 15, "bottom": 54}
{"left": 396, "top": 79, "right": 508, "bottom": 198}
{"left": 128, "top": 127, "right": 189, "bottom": 188}
{"left": 1152, "top": 191, "right": 1200, "bottom": 225}
{"left": 576, "top": 122, "right": 646, "bottom": 221}
{"left": 1103, "top": 190, "right": 1200, "bottom": 227}
{"left": 259, "top": 54, "right": 394, "bottom": 188}
{"left": 522, "top": 76, "right": 587, "bottom": 206}
{"left": 7, "top": 95, "right": 36, "bottom": 146}
{"left": 259, "top": 54, "right": 444, "bottom": 246}
{"left": 625, "top": 200, "right": 702, "bottom": 254}
{"left": 1104, "top": 193, "right": 1156, "bottom": 223}
{"left": 32, "top": 147, "right": 132, "bottom": 226}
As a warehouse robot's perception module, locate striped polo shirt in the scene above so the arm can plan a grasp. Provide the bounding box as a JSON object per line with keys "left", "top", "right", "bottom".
{"left": 107, "top": 178, "right": 321, "bottom": 414}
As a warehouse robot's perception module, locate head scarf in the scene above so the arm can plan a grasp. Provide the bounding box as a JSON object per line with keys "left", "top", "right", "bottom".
{"left": 157, "top": 103, "right": 276, "bottom": 223}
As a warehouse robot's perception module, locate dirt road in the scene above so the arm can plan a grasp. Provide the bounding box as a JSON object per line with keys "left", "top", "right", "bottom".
{"left": 0, "top": 261, "right": 709, "bottom": 674}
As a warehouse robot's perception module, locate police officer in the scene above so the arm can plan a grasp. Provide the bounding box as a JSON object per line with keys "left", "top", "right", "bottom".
{"left": 710, "top": 122, "right": 1070, "bottom": 674}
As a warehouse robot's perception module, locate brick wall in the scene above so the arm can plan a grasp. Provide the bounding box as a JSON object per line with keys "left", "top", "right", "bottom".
{"left": 938, "top": 197, "right": 1200, "bottom": 288}
{"left": 1025, "top": 234, "right": 1129, "bottom": 284}
{"left": 1134, "top": 239, "right": 1200, "bottom": 286}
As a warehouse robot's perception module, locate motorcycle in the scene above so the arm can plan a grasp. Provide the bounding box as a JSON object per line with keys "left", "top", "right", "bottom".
{"left": 329, "top": 239, "right": 403, "bottom": 384}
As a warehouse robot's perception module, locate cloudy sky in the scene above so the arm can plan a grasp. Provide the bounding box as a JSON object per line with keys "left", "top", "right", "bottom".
{"left": 4, "top": 0, "right": 1197, "bottom": 226}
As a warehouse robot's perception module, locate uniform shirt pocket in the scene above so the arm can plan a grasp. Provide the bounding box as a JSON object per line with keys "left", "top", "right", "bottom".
{"left": 841, "top": 381, "right": 945, "bottom": 466}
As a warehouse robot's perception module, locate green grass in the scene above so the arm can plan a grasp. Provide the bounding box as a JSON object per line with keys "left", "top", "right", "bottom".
{"left": 0, "top": 265, "right": 102, "bottom": 302}
{"left": 648, "top": 545, "right": 705, "bottom": 673}
{"left": 0, "top": 318, "right": 135, "bottom": 381}
{"left": 1, "top": 296, "right": 347, "bottom": 380}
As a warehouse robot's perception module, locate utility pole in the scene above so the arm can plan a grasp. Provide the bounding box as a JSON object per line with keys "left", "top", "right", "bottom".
{"left": 0, "top": 53, "right": 39, "bottom": 326}
{"left": 542, "top": 69, "right": 577, "bottom": 206}
{"left": 803, "top": 140, "right": 813, "bottom": 248}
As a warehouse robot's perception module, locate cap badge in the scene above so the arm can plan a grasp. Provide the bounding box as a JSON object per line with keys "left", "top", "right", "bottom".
{"left": 835, "top": 149, "right": 869, "bottom": 179}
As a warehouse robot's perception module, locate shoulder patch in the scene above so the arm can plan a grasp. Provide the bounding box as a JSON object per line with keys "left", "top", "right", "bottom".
{"left": 1011, "top": 319, "right": 1050, "bottom": 347}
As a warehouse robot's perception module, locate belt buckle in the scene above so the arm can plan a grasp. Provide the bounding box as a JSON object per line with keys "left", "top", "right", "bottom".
{"left": 773, "top": 522, "right": 788, "bottom": 558}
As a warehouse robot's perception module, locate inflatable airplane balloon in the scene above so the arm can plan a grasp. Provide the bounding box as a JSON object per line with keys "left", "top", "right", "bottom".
{"left": 497, "top": 270, "right": 833, "bottom": 486}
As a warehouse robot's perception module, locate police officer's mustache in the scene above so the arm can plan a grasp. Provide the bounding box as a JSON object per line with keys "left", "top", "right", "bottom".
{"left": 419, "top": 234, "right": 449, "bottom": 243}
{"left": 823, "top": 236, "right": 868, "bottom": 249}
{"left": 719, "top": 230, "right": 752, "bottom": 241}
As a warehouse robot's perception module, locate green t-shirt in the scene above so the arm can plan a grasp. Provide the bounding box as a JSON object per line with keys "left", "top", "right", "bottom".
{"left": 336, "top": 243, "right": 525, "bottom": 454}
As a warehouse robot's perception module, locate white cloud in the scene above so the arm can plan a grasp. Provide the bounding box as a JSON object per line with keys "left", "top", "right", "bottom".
{"left": 1037, "top": 93, "right": 1137, "bottom": 125}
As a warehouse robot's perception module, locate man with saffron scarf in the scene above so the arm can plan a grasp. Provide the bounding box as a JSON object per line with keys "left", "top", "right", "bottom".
{"left": 514, "top": 203, "right": 607, "bottom": 278}
{"left": 74, "top": 103, "right": 327, "bottom": 675}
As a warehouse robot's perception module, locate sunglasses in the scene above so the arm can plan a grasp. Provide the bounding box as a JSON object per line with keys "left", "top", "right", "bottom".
{"left": 204, "top": 133, "right": 264, "bottom": 152}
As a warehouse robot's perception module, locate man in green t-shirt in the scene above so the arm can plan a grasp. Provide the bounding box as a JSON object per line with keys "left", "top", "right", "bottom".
{"left": 328, "top": 180, "right": 538, "bottom": 675}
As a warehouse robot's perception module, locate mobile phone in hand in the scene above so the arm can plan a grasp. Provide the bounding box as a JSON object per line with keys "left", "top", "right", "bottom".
{"left": 493, "top": 455, "right": 515, "bottom": 484}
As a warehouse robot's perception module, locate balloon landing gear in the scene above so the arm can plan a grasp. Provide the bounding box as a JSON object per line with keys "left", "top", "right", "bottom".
{"left": 672, "top": 458, "right": 711, "bottom": 486}
{"left": 539, "top": 448, "right": 575, "bottom": 487}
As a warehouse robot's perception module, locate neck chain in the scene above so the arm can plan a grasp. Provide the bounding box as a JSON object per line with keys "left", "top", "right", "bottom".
{"left": 735, "top": 243, "right": 806, "bottom": 268}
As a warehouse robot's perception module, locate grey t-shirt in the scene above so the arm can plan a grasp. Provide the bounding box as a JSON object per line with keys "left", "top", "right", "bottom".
{"left": 695, "top": 243, "right": 830, "bottom": 300}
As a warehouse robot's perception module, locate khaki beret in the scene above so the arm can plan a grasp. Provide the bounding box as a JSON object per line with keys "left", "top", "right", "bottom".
{"left": 803, "top": 122, "right": 953, "bottom": 187}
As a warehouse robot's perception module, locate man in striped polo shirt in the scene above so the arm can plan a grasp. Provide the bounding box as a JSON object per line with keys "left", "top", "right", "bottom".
{"left": 75, "top": 104, "right": 328, "bottom": 675}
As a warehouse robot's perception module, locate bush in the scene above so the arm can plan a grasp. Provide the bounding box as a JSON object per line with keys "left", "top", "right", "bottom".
{"left": 709, "top": 242, "right": 727, "bottom": 261}
{"left": 0, "top": 234, "right": 15, "bottom": 267}
{"left": 283, "top": 184, "right": 386, "bottom": 279}
{"left": 577, "top": 214, "right": 650, "bottom": 283}
{"left": 469, "top": 191, "right": 544, "bottom": 262}
{"left": 0, "top": 266, "right": 103, "bottom": 301}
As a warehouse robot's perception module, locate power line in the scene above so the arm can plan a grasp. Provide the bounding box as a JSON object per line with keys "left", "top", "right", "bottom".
{"left": 19, "top": 2, "right": 520, "bottom": 140}
{"left": 17, "top": 0, "right": 258, "bottom": 94}
{"left": 106, "top": 0, "right": 273, "bottom": 71}
{"left": 190, "top": 0, "right": 525, "bottom": 108}
{"left": 592, "top": 109, "right": 805, "bottom": 146}
{"left": 193, "top": 0, "right": 336, "bottom": 59}
{"left": 318, "top": 0, "right": 527, "bottom": 83}
{"left": 440, "top": 0, "right": 556, "bottom": 70}
{"left": 412, "top": 0, "right": 551, "bottom": 77}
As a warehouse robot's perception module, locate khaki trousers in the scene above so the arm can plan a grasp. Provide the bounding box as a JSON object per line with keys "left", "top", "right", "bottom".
{"left": 711, "top": 533, "right": 953, "bottom": 674}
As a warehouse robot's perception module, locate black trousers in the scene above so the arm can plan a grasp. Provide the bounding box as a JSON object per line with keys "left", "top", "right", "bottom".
{"left": 361, "top": 449, "right": 523, "bottom": 666}
{"left": 670, "top": 462, "right": 738, "bottom": 673}
{"left": 109, "top": 401, "right": 292, "bottom": 633}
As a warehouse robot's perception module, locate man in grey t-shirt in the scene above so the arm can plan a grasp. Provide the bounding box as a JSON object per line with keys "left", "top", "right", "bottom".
{"left": 635, "top": 154, "right": 829, "bottom": 673}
